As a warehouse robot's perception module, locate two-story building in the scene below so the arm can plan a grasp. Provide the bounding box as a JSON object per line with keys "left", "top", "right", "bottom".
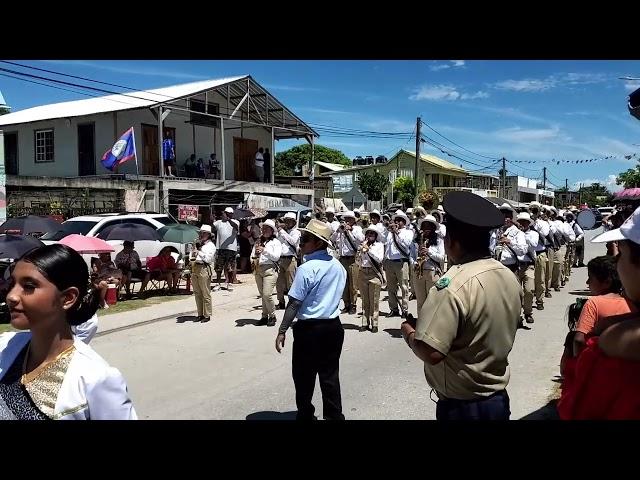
{"left": 0, "top": 75, "right": 318, "bottom": 221}
{"left": 502, "top": 175, "right": 555, "bottom": 205}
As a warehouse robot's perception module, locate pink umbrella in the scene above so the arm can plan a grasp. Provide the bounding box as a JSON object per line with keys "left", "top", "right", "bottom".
{"left": 59, "top": 234, "right": 115, "bottom": 254}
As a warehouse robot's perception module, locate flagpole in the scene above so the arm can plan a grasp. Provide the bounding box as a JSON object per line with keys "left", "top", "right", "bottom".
{"left": 130, "top": 126, "right": 140, "bottom": 179}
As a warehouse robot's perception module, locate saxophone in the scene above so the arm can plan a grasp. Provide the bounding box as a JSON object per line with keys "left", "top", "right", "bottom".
{"left": 251, "top": 236, "right": 266, "bottom": 272}
{"left": 415, "top": 237, "right": 429, "bottom": 279}
{"left": 356, "top": 240, "right": 370, "bottom": 266}
{"left": 493, "top": 226, "right": 506, "bottom": 261}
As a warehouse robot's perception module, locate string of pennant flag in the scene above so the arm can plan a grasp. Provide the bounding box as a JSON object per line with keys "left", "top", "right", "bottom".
{"left": 509, "top": 153, "right": 639, "bottom": 165}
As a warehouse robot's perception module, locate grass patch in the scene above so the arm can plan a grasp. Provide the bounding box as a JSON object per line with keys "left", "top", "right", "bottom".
{"left": 98, "top": 293, "right": 191, "bottom": 316}
{"left": 0, "top": 324, "right": 14, "bottom": 334}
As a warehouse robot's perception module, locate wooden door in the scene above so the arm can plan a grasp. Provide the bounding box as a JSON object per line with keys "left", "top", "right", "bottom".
{"left": 142, "top": 124, "right": 159, "bottom": 176}
{"left": 233, "top": 137, "right": 258, "bottom": 181}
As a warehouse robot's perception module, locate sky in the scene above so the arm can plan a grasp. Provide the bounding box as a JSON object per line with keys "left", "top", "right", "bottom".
{"left": 2, "top": 60, "right": 640, "bottom": 192}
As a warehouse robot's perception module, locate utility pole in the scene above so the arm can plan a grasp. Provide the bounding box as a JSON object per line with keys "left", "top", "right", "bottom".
{"left": 501, "top": 157, "right": 506, "bottom": 199}
{"left": 543, "top": 166, "right": 547, "bottom": 191}
{"left": 415, "top": 117, "right": 421, "bottom": 200}
{"left": 565, "top": 178, "right": 568, "bottom": 190}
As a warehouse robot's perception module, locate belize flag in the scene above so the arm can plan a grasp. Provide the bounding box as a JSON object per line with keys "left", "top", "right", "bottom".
{"left": 101, "top": 127, "right": 137, "bottom": 171}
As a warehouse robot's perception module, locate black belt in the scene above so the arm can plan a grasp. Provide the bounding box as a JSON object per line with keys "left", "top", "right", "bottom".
{"left": 281, "top": 255, "right": 295, "bottom": 258}
{"left": 389, "top": 258, "right": 409, "bottom": 263}
{"left": 294, "top": 316, "right": 340, "bottom": 326}
{"left": 341, "top": 255, "right": 355, "bottom": 258}
{"left": 536, "top": 249, "right": 546, "bottom": 254}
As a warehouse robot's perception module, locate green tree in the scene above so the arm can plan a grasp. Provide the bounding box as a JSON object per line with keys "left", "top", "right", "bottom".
{"left": 357, "top": 171, "right": 389, "bottom": 202}
{"left": 578, "top": 182, "right": 614, "bottom": 206}
{"left": 617, "top": 164, "right": 640, "bottom": 188}
{"left": 393, "top": 176, "right": 415, "bottom": 208}
{"left": 274, "top": 144, "right": 351, "bottom": 176}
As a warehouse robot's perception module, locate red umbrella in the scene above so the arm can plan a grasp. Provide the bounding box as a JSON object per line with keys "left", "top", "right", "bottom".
{"left": 59, "top": 234, "right": 115, "bottom": 254}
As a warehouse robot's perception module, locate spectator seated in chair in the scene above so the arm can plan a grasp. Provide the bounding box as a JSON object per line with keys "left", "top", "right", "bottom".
{"left": 145, "top": 247, "right": 181, "bottom": 293}
{"left": 91, "top": 253, "right": 123, "bottom": 309}
{"left": 115, "top": 240, "right": 149, "bottom": 296}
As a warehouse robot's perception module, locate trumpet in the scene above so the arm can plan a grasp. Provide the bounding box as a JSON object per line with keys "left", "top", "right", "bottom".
{"left": 415, "top": 238, "right": 429, "bottom": 279}
{"left": 356, "top": 241, "right": 369, "bottom": 265}
{"left": 251, "top": 237, "right": 266, "bottom": 272}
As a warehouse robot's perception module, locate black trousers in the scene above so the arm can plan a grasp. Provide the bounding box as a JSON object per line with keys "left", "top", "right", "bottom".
{"left": 292, "top": 317, "right": 345, "bottom": 420}
{"left": 436, "top": 390, "right": 510, "bottom": 420}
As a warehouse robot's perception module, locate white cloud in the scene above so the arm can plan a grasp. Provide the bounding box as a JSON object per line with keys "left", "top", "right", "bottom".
{"left": 494, "top": 78, "right": 556, "bottom": 92}
{"left": 409, "top": 84, "right": 487, "bottom": 102}
{"left": 562, "top": 72, "right": 608, "bottom": 85}
{"left": 429, "top": 60, "right": 465, "bottom": 71}
{"left": 43, "top": 60, "right": 208, "bottom": 80}
{"left": 625, "top": 80, "right": 640, "bottom": 92}
{"left": 572, "top": 175, "right": 623, "bottom": 193}
{"left": 460, "top": 90, "right": 489, "bottom": 100}
{"left": 493, "top": 126, "right": 568, "bottom": 142}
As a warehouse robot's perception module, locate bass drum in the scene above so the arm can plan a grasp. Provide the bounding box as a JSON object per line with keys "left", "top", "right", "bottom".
{"left": 576, "top": 209, "right": 596, "bottom": 230}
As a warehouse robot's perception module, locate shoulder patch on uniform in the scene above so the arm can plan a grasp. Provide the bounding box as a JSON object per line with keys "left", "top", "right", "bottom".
{"left": 435, "top": 277, "right": 450, "bottom": 290}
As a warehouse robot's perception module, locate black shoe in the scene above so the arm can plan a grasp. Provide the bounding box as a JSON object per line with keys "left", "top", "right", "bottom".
{"left": 341, "top": 306, "right": 351, "bottom": 314}
{"left": 267, "top": 316, "right": 276, "bottom": 327}
{"left": 525, "top": 315, "right": 534, "bottom": 324}
{"left": 196, "top": 315, "right": 204, "bottom": 322}
{"left": 371, "top": 327, "right": 378, "bottom": 333}
{"left": 554, "top": 287, "right": 561, "bottom": 292}
{"left": 349, "top": 307, "right": 357, "bottom": 315}
{"left": 536, "top": 303, "right": 544, "bottom": 311}
{"left": 359, "top": 325, "right": 368, "bottom": 332}
{"left": 545, "top": 292, "right": 553, "bottom": 298}
{"left": 276, "top": 303, "right": 285, "bottom": 310}
{"left": 386, "top": 310, "right": 400, "bottom": 317}
{"left": 400, "top": 311, "right": 407, "bottom": 319}
{"left": 201, "top": 317, "right": 210, "bottom": 323}
{"left": 409, "top": 293, "right": 416, "bottom": 301}
{"left": 258, "top": 317, "right": 268, "bottom": 326}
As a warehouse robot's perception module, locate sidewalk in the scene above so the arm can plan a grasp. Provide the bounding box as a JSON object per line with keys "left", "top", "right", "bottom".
{"left": 96, "top": 274, "right": 257, "bottom": 335}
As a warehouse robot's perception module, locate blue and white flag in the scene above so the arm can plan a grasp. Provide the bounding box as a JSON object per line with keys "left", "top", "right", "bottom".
{"left": 101, "top": 127, "right": 136, "bottom": 171}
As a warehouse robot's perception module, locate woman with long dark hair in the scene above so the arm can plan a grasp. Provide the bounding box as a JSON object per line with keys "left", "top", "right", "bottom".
{"left": 0, "top": 244, "right": 137, "bottom": 420}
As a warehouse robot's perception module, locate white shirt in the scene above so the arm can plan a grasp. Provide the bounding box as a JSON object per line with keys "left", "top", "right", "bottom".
{"left": 563, "top": 221, "right": 576, "bottom": 242}
{"left": 72, "top": 314, "right": 99, "bottom": 344}
{"left": 571, "top": 221, "right": 585, "bottom": 242}
{"left": 491, "top": 224, "right": 527, "bottom": 266}
{"left": 252, "top": 237, "right": 282, "bottom": 266}
{"left": 438, "top": 224, "right": 447, "bottom": 239}
{"left": 521, "top": 229, "right": 539, "bottom": 263}
{"left": 255, "top": 152, "right": 264, "bottom": 167}
{"left": 277, "top": 227, "right": 301, "bottom": 257}
{"left": 533, "top": 218, "right": 551, "bottom": 251}
{"left": 195, "top": 239, "right": 216, "bottom": 264}
{"left": 213, "top": 219, "right": 239, "bottom": 252}
{"left": 326, "top": 219, "right": 340, "bottom": 233}
{"left": 385, "top": 227, "right": 414, "bottom": 260}
{"left": 331, "top": 225, "right": 364, "bottom": 257}
{"left": 358, "top": 241, "right": 385, "bottom": 268}
{"left": 419, "top": 237, "right": 445, "bottom": 272}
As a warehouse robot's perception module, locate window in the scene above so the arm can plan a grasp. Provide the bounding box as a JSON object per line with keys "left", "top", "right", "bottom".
{"left": 442, "top": 175, "right": 451, "bottom": 187}
{"left": 34, "top": 129, "right": 54, "bottom": 163}
{"left": 40, "top": 221, "right": 98, "bottom": 240}
{"left": 431, "top": 174, "right": 440, "bottom": 187}
{"left": 190, "top": 99, "right": 220, "bottom": 127}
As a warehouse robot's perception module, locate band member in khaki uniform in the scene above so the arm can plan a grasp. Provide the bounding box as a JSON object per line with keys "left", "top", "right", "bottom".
{"left": 548, "top": 207, "right": 567, "bottom": 292}
{"left": 357, "top": 226, "right": 385, "bottom": 332}
{"left": 331, "top": 210, "right": 364, "bottom": 315}
{"left": 190, "top": 225, "right": 217, "bottom": 322}
{"left": 414, "top": 215, "right": 445, "bottom": 313}
{"left": 276, "top": 212, "right": 300, "bottom": 309}
{"left": 517, "top": 212, "right": 539, "bottom": 325}
{"left": 401, "top": 191, "right": 522, "bottom": 420}
{"left": 252, "top": 219, "right": 282, "bottom": 326}
{"left": 529, "top": 202, "right": 550, "bottom": 310}
{"left": 384, "top": 210, "right": 414, "bottom": 318}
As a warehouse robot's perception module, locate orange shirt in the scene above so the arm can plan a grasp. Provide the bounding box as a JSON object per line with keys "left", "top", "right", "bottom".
{"left": 576, "top": 293, "right": 636, "bottom": 335}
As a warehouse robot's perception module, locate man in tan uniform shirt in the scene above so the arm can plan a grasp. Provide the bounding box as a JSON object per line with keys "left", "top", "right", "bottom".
{"left": 401, "top": 191, "right": 522, "bottom": 420}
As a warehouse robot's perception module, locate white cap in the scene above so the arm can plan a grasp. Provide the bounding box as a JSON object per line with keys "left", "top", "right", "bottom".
{"left": 283, "top": 212, "right": 297, "bottom": 221}
{"left": 262, "top": 219, "right": 277, "bottom": 232}
{"left": 517, "top": 212, "right": 532, "bottom": 223}
{"left": 305, "top": 212, "right": 312, "bottom": 218}
{"left": 418, "top": 215, "right": 439, "bottom": 230}
{"left": 200, "top": 224, "right": 212, "bottom": 233}
{"left": 370, "top": 209, "right": 381, "bottom": 217}
{"left": 393, "top": 210, "right": 409, "bottom": 223}
{"left": 593, "top": 206, "right": 640, "bottom": 244}
{"left": 406, "top": 207, "right": 414, "bottom": 214}
{"left": 437, "top": 205, "right": 444, "bottom": 212}
{"left": 325, "top": 207, "right": 335, "bottom": 214}
{"left": 364, "top": 226, "right": 379, "bottom": 237}
{"left": 530, "top": 201, "right": 542, "bottom": 208}
{"left": 499, "top": 203, "right": 514, "bottom": 211}
{"left": 224, "top": 207, "right": 234, "bottom": 214}
{"left": 342, "top": 210, "right": 356, "bottom": 219}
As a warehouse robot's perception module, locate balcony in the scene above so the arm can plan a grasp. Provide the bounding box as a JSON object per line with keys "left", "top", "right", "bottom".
{"left": 433, "top": 187, "right": 498, "bottom": 199}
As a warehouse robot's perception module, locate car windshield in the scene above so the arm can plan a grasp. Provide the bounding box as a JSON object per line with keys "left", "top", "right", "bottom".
{"left": 153, "top": 216, "right": 174, "bottom": 226}
{"left": 40, "top": 220, "right": 98, "bottom": 240}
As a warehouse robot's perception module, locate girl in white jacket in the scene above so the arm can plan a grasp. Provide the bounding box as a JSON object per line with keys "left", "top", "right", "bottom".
{"left": 0, "top": 244, "right": 137, "bottom": 420}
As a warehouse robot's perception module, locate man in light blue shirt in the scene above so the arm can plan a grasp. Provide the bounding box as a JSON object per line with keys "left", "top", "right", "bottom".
{"left": 275, "top": 219, "right": 347, "bottom": 420}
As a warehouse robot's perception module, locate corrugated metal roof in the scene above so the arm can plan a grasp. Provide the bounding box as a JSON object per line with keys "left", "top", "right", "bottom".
{"left": 315, "top": 161, "right": 348, "bottom": 171}
{"left": 399, "top": 150, "right": 467, "bottom": 173}
{"left": 0, "top": 76, "right": 247, "bottom": 126}
{"left": 0, "top": 75, "right": 318, "bottom": 139}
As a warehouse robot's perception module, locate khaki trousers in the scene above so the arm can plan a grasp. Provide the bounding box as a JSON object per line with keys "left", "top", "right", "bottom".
{"left": 534, "top": 251, "right": 548, "bottom": 304}
{"left": 339, "top": 256, "right": 357, "bottom": 309}
{"left": 192, "top": 263, "right": 212, "bottom": 318}
{"left": 384, "top": 259, "right": 409, "bottom": 313}
{"left": 255, "top": 264, "right": 278, "bottom": 317}
{"left": 415, "top": 269, "right": 439, "bottom": 314}
{"left": 276, "top": 256, "right": 297, "bottom": 304}
{"left": 552, "top": 245, "right": 566, "bottom": 289}
{"left": 518, "top": 264, "right": 535, "bottom": 316}
{"left": 359, "top": 267, "right": 382, "bottom": 328}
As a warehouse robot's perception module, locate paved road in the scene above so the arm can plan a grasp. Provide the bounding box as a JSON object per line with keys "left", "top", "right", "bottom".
{"left": 92, "top": 229, "right": 604, "bottom": 419}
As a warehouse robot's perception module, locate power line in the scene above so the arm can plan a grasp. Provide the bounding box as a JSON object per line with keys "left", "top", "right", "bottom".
{"left": 420, "top": 119, "right": 502, "bottom": 160}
